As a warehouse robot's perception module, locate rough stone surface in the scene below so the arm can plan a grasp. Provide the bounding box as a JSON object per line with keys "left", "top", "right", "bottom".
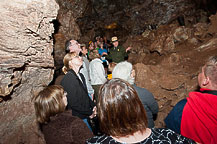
{"left": 53, "top": 0, "right": 88, "bottom": 71}
{"left": 0, "top": 0, "right": 59, "bottom": 143}
{"left": 127, "top": 13, "right": 217, "bottom": 127}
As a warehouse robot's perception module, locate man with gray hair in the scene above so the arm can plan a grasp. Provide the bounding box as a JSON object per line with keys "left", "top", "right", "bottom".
{"left": 112, "top": 61, "right": 159, "bottom": 128}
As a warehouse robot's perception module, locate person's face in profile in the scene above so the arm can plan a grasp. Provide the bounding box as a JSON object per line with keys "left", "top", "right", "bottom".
{"left": 69, "top": 40, "right": 81, "bottom": 54}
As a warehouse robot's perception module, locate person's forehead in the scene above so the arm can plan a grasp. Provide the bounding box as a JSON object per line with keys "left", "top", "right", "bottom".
{"left": 70, "top": 40, "right": 78, "bottom": 44}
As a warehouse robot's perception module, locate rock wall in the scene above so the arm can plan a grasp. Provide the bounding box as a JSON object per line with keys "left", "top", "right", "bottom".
{"left": 126, "top": 13, "right": 217, "bottom": 127}
{"left": 0, "top": 0, "right": 59, "bottom": 143}
{"left": 53, "top": 0, "right": 88, "bottom": 71}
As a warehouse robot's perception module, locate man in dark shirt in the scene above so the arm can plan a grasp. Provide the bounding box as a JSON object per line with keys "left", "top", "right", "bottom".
{"left": 106, "top": 36, "right": 131, "bottom": 63}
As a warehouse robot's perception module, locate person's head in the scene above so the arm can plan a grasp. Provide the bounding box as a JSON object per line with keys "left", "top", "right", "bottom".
{"left": 111, "top": 36, "right": 119, "bottom": 47}
{"left": 62, "top": 52, "right": 83, "bottom": 74}
{"left": 198, "top": 56, "right": 217, "bottom": 90}
{"left": 99, "top": 42, "right": 104, "bottom": 49}
{"left": 34, "top": 85, "right": 67, "bottom": 124}
{"left": 98, "top": 78, "right": 148, "bottom": 137}
{"left": 95, "top": 36, "right": 100, "bottom": 42}
{"left": 108, "top": 62, "right": 117, "bottom": 72}
{"left": 80, "top": 44, "right": 88, "bottom": 56}
{"left": 99, "top": 37, "right": 103, "bottom": 43}
{"left": 112, "top": 61, "right": 135, "bottom": 85}
{"left": 88, "top": 41, "right": 94, "bottom": 50}
{"left": 65, "top": 39, "right": 81, "bottom": 54}
{"left": 88, "top": 49, "right": 100, "bottom": 60}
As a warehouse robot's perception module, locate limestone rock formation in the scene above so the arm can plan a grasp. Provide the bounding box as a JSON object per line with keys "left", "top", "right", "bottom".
{"left": 0, "top": 0, "right": 59, "bottom": 143}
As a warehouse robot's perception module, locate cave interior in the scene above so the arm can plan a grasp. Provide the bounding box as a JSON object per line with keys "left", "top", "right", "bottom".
{"left": 0, "top": 0, "right": 217, "bottom": 143}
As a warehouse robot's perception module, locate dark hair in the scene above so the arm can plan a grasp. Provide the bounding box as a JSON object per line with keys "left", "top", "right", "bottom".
{"left": 88, "top": 49, "right": 100, "bottom": 60}
{"left": 65, "top": 39, "right": 72, "bottom": 53}
{"left": 98, "top": 78, "right": 148, "bottom": 137}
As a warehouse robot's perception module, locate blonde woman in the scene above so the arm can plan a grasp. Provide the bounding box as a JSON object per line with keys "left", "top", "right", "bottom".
{"left": 60, "top": 52, "right": 96, "bottom": 130}
{"left": 34, "top": 85, "right": 93, "bottom": 144}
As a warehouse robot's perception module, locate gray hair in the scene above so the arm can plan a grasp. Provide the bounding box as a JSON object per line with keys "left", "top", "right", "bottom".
{"left": 204, "top": 56, "right": 217, "bottom": 86}
{"left": 112, "top": 61, "right": 135, "bottom": 85}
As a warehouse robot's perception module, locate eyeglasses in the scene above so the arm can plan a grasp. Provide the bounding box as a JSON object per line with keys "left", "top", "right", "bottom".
{"left": 70, "top": 41, "right": 80, "bottom": 47}
{"left": 64, "top": 91, "right": 67, "bottom": 96}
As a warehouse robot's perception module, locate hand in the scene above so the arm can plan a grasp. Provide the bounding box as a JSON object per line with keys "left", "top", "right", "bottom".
{"left": 102, "top": 52, "right": 108, "bottom": 55}
{"left": 90, "top": 93, "right": 94, "bottom": 100}
{"left": 89, "top": 106, "right": 97, "bottom": 118}
{"left": 126, "top": 46, "right": 131, "bottom": 52}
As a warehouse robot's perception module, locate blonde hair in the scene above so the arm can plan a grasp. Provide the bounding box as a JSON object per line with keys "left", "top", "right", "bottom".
{"left": 34, "top": 85, "right": 65, "bottom": 124}
{"left": 62, "top": 52, "right": 77, "bottom": 74}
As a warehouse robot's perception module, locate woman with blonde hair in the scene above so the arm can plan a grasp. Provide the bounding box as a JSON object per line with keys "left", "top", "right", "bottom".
{"left": 34, "top": 85, "right": 93, "bottom": 144}
{"left": 60, "top": 52, "right": 96, "bottom": 130}
{"left": 86, "top": 79, "right": 195, "bottom": 143}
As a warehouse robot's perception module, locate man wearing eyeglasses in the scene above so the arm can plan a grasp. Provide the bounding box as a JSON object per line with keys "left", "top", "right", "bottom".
{"left": 65, "top": 39, "right": 94, "bottom": 99}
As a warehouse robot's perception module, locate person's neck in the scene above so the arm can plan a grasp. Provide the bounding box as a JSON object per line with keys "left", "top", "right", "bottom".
{"left": 72, "top": 66, "right": 80, "bottom": 74}
{"left": 111, "top": 128, "right": 151, "bottom": 143}
{"left": 201, "top": 83, "right": 217, "bottom": 91}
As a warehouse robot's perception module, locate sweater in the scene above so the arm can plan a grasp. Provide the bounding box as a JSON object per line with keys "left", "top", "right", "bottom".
{"left": 42, "top": 111, "right": 93, "bottom": 144}
{"left": 89, "top": 58, "right": 107, "bottom": 85}
{"left": 133, "top": 85, "right": 159, "bottom": 128}
{"left": 181, "top": 89, "right": 217, "bottom": 144}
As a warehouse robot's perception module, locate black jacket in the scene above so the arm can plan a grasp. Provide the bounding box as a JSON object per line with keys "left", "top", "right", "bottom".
{"left": 61, "top": 69, "right": 95, "bottom": 119}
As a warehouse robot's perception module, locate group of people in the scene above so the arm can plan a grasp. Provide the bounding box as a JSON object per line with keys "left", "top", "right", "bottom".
{"left": 33, "top": 35, "right": 217, "bottom": 144}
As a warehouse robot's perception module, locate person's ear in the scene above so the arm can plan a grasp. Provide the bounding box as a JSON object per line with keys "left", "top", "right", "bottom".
{"left": 69, "top": 60, "right": 73, "bottom": 67}
{"left": 130, "top": 69, "right": 135, "bottom": 78}
{"left": 202, "top": 77, "right": 210, "bottom": 86}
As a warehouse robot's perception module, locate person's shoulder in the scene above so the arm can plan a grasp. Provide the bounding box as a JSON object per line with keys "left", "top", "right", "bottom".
{"left": 151, "top": 128, "right": 176, "bottom": 134}
{"left": 86, "top": 135, "right": 116, "bottom": 144}
{"left": 133, "top": 85, "right": 153, "bottom": 95}
{"left": 151, "top": 128, "right": 195, "bottom": 144}
{"left": 61, "top": 71, "right": 75, "bottom": 80}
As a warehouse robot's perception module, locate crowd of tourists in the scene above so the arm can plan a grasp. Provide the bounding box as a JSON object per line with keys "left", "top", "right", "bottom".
{"left": 33, "top": 35, "right": 217, "bottom": 144}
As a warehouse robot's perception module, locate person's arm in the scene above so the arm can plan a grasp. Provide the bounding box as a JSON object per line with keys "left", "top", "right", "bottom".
{"left": 94, "top": 61, "right": 107, "bottom": 83}
{"left": 80, "top": 62, "right": 94, "bottom": 95}
{"left": 70, "top": 116, "right": 94, "bottom": 143}
{"left": 147, "top": 93, "right": 159, "bottom": 115}
{"left": 142, "top": 89, "right": 159, "bottom": 115}
{"left": 120, "top": 45, "right": 128, "bottom": 57}
{"left": 126, "top": 46, "right": 131, "bottom": 52}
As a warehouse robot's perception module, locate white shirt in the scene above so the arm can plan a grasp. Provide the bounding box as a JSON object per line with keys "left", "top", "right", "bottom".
{"left": 89, "top": 58, "right": 107, "bottom": 85}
